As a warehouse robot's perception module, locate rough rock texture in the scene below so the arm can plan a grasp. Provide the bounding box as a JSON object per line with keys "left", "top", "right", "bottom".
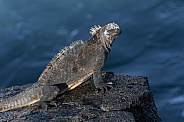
{"left": 0, "top": 74, "right": 161, "bottom": 122}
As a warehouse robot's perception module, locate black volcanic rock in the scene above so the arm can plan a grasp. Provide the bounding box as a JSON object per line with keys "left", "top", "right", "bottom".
{"left": 0, "top": 73, "right": 161, "bottom": 122}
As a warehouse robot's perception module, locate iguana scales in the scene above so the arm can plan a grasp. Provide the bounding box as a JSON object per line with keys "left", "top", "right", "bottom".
{"left": 0, "top": 22, "right": 122, "bottom": 112}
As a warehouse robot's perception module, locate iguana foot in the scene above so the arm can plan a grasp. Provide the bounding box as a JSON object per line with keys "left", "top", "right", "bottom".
{"left": 94, "top": 81, "right": 112, "bottom": 94}
{"left": 93, "top": 70, "right": 113, "bottom": 94}
{"left": 38, "top": 101, "right": 57, "bottom": 111}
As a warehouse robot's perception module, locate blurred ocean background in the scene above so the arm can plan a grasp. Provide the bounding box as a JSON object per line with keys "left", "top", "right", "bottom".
{"left": 0, "top": 0, "right": 184, "bottom": 121}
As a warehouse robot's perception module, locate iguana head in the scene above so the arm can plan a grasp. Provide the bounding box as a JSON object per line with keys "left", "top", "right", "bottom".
{"left": 90, "top": 22, "right": 122, "bottom": 52}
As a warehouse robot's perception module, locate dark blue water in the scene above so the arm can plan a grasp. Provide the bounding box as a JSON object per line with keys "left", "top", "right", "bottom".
{"left": 0, "top": 0, "right": 184, "bottom": 121}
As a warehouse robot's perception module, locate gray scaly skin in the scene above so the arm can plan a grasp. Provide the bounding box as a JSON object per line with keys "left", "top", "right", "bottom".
{"left": 0, "top": 22, "right": 122, "bottom": 112}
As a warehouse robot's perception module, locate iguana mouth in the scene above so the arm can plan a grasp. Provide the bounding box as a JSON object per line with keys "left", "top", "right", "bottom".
{"left": 119, "top": 30, "right": 122, "bottom": 34}
{"left": 113, "top": 30, "right": 122, "bottom": 38}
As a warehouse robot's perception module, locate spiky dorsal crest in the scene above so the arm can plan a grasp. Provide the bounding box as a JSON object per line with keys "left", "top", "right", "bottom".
{"left": 48, "top": 40, "right": 83, "bottom": 64}
{"left": 58, "top": 40, "right": 83, "bottom": 54}
{"left": 89, "top": 25, "right": 101, "bottom": 36}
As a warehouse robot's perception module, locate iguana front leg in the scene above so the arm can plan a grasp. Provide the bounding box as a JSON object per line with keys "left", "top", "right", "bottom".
{"left": 93, "top": 69, "right": 110, "bottom": 92}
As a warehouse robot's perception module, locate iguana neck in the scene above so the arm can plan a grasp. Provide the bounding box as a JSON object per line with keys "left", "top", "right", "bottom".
{"left": 89, "top": 34, "right": 113, "bottom": 53}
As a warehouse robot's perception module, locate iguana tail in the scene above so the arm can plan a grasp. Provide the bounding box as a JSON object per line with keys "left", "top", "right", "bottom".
{"left": 0, "top": 85, "right": 42, "bottom": 112}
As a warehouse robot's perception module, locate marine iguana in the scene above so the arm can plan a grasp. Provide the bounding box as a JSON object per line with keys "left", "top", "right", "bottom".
{"left": 0, "top": 22, "right": 122, "bottom": 112}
